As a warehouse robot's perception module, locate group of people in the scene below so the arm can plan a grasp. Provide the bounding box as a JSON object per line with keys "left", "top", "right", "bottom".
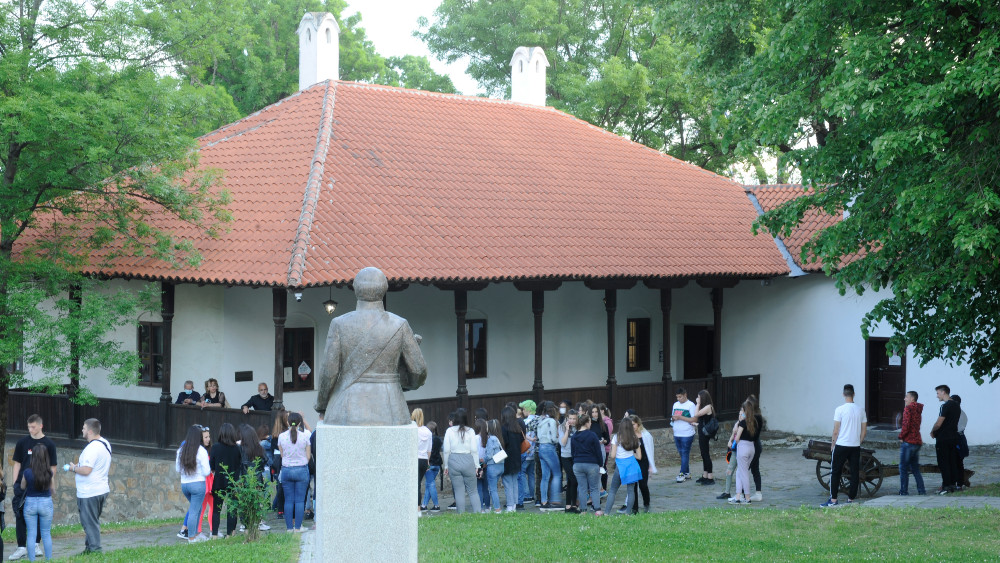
{"left": 412, "top": 392, "right": 742, "bottom": 516}
{"left": 821, "top": 383, "right": 972, "bottom": 507}
{"left": 5, "top": 415, "right": 111, "bottom": 561}
{"left": 174, "top": 407, "right": 316, "bottom": 542}
{"left": 174, "top": 379, "right": 276, "bottom": 413}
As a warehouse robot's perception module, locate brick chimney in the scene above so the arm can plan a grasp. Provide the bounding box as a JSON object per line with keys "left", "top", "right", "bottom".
{"left": 510, "top": 47, "right": 549, "bottom": 106}
{"left": 297, "top": 12, "right": 339, "bottom": 91}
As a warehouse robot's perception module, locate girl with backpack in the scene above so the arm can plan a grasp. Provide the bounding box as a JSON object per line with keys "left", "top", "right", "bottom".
{"left": 602, "top": 418, "right": 642, "bottom": 515}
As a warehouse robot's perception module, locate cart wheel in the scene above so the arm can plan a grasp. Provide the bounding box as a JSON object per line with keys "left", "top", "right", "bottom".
{"left": 859, "top": 457, "right": 884, "bottom": 497}
{"left": 816, "top": 460, "right": 850, "bottom": 494}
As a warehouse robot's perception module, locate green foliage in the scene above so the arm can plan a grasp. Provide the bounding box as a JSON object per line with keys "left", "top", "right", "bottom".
{"left": 670, "top": 0, "right": 1000, "bottom": 383}
{"left": 418, "top": 0, "right": 738, "bottom": 174}
{"left": 60, "top": 529, "right": 299, "bottom": 562}
{"left": 148, "top": 0, "right": 455, "bottom": 116}
{"left": 0, "top": 0, "right": 238, "bottom": 455}
{"left": 217, "top": 460, "right": 273, "bottom": 542}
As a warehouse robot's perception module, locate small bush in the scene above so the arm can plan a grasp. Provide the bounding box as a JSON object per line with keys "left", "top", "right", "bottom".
{"left": 218, "top": 459, "right": 272, "bottom": 542}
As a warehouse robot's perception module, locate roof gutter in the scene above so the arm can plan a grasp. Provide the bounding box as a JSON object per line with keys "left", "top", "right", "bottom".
{"left": 745, "top": 190, "right": 807, "bottom": 278}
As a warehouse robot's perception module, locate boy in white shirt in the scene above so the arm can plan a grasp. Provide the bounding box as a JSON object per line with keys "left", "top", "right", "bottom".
{"left": 821, "top": 384, "right": 867, "bottom": 507}
{"left": 670, "top": 389, "right": 697, "bottom": 482}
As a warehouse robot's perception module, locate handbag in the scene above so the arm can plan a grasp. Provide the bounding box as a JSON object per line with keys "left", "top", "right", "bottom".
{"left": 618, "top": 455, "right": 642, "bottom": 485}
{"left": 701, "top": 416, "right": 719, "bottom": 439}
{"left": 492, "top": 449, "right": 508, "bottom": 464}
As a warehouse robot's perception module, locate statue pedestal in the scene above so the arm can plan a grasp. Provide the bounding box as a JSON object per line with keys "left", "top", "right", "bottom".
{"left": 315, "top": 422, "right": 418, "bottom": 562}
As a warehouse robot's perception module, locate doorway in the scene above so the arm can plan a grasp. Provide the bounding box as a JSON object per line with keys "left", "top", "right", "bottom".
{"left": 683, "top": 325, "right": 714, "bottom": 380}
{"left": 283, "top": 327, "right": 315, "bottom": 392}
{"left": 865, "top": 338, "right": 906, "bottom": 426}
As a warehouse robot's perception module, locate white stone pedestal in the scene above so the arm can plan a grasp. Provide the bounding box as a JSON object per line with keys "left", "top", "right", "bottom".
{"left": 315, "top": 422, "right": 417, "bottom": 562}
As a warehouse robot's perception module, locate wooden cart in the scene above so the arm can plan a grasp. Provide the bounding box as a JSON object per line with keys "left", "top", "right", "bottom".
{"left": 802, "top": 440, "right": 974, "bottom": 497}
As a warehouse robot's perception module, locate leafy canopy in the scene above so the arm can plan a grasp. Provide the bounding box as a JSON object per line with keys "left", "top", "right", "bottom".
{"left": 672, "top": 0, "right": 1000, "bottom": 382}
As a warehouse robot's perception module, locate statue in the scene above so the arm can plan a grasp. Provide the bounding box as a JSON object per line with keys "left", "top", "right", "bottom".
{"left": 314, "top": 267, "right": 428, "bottom": 425}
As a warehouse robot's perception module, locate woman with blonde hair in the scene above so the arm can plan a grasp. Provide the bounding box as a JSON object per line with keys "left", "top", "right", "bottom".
{"left": 412, "top": 408, "right": 432, "bottom": 508}
{"left": 198, "top": 378, "right": 228, "bottom": 408}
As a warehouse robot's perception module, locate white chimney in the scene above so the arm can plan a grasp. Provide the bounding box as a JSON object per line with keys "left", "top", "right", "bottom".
{"left": 510, "top": 47, "right": 549, "bottom": 106}
{"left": 297, "top": 12, "right": 339, "bottom": 91}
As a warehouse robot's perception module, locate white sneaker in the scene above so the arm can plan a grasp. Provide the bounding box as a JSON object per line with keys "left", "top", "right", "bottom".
{"left": 188, "top": 533, "right": 209, "bottom": 543}
{"left": 8, "top": 547, "right": 27, "bottom": 561}
{"left": 751, "top": 492, "right": 763, "bottom": 502}
{"left": 258, "top": 522, "right": 271, "bottom": 531}
{"left": 238, "top": 524, "right": 246, "bottom": 532}
{"left": 676, "top": 473, "right": 685, "bottom": 483}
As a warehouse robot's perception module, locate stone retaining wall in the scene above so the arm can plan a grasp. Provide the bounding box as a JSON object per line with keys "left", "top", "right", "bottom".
{"left": 4, "top": 442, "right": 186, "bottom": 526}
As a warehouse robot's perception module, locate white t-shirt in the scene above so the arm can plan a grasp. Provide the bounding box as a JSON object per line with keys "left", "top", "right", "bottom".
{"left": 833, "top": 403, "right": 867, "bottom": 447}
{"left": 610, "top": 434, "right": 636, "bottom": 460}
{"left": 417, "top": 426, "right": 432, "bottom": 460}
{"left": 671, "top": 400, "right": 697, "bottom": 438}
{"left": 175, "top": 445, "right": 212, "bottom": 484}
{"left": 76, "top": 438, "right": 112, "bottom": 498}
{"left": 957, "top": 410, "right": 968, "bottom": 433}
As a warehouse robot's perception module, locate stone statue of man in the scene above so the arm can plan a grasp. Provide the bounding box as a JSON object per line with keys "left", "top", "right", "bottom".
{"left": 314, "top": 267, "right": 427, "bottom": 425}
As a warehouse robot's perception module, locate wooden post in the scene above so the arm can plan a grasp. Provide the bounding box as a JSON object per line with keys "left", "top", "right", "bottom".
{"left": 660, "top": 288, "right": 672, "bottom": 418}
{"left": 69, "top": 285, "right": 82, "bottom": 441}
{"left": 532, "top": 290, "right": 545, "bottom": 404}
{"left": 711, "top": 288, "right": 723, "bottom": 393}
{"left": 272, "top": 288, "right": 287, "bottom": 412}
{"left": 604, "top": 289, "right": 617, "bottom": 413}
{"left": 159, "top": 282, "right": 175, "bottom": 448}
{"left": 455, "top": 290, "right": 469, "bottom": 410}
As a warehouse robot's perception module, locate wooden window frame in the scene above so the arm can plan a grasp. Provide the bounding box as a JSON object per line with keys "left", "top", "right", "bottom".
{"left": 626, "top": 318, "right": 651, "bottom": 372}
{"left": 465, "top": 319, "right": 487, "bottom": 379}
{"left": 138, "top": 321, "right": 164, "bottom": 386}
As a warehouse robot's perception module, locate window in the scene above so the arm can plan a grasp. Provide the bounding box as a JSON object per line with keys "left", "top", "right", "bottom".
{"left": 4, "top": 325, "right": 24, "bottom": 375}
{"left": 138, "top": 322, "right": 164, "bottom": 386}
{"left": 626, "top": 318, "right": 650, "bottom": 372}
{"left": 326, "top": 28, "right": 332, "bottom": 44}
{"left": 465, "top": 320, "right": 487, "bottom": 378}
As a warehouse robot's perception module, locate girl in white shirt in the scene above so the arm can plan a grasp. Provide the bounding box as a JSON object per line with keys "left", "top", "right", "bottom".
{"left": 601, "top": 418, "right": 642, "bottom": 515}
{"left": 442, "top": 409, "right": 482, "bottom": 513}
{"left": 175, "top": 425, "right": 212, "bottom": 542}
{"left": 412, "top": 409, "right": 432, "bottom": 509}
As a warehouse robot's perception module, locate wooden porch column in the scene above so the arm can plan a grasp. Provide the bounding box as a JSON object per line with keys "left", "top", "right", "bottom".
{"left": 454, "top": 289, "right": 469, "bottom": 410}
{"left": 158, "top": 282, "right": 175, "bottom": 448}
{"left": 272, "top": 288, "right": 287, "bottom": 412}
{"left": 531, "top": 290, "right": 545, "bottom": 404}
{"left": 68, "top": 285, "right": 83, "bottom": 441}
{"left": 710, "top": 288, "right": 723, "bottom": 383}
{"left": 604, "top": 289, "right": 617, "bottom": 413}
{"left": 660, "top": 288, "right": 672, "bottom": 416}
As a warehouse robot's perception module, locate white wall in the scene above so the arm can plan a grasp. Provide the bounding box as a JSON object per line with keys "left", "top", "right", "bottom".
{"left": 723, "top": 274, "right": 996, "bottom": 445}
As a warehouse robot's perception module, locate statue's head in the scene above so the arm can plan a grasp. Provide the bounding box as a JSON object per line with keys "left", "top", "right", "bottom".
{"left": 353, "top": 267, "right": 388, "bottom": 302}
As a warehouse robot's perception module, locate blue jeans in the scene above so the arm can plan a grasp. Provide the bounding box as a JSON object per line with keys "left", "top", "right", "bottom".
{"left": 281, "top": 465, "right": 310, "bottom": 530}
{"left": 24, "top": 496, "right": 53, "bottom": 561}
{"left": 181, "top": 481, "right": 206, "bottom": 536}
{"left": 422, "top": 465, "right": 440, "bottom": 507}
{"left": 518, "top": 454, "right": 536, "bottom": 504}
{"left": 899, "top": 442, "right": 926, "bottom": 495}
{"left": 674, "top": 435, "right": 694, "bottom": 475}
{"left": 538, "top": 443, "right": 561, "bottom": 504}
{"left": 502, "top": 472, "right": 519, "bottom": 509}
{"left": 478, "top": 471, "right": 490, "bottom": 510}
{"left": 486, "top": 463, "right": 504, "bottom": 511}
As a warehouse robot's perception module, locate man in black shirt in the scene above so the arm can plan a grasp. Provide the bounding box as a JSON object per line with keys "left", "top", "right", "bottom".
{"left": 10, "top": 414, "right": 58, "bottom": 561}
{"left": 241, "top": 382, "right": 275, "bottom": 413}
{"left": 930, "top": 384, "right": 961, "bottom": 494}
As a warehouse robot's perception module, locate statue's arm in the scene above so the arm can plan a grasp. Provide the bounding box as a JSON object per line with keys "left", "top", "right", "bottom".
{"left": 314, "top": 322, "right": 342, "bottom": 414}
{"left": 399, "top": 321, "right": 427, "bottom": 391}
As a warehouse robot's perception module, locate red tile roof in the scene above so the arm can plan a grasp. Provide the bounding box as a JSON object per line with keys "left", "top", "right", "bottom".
{"left": 24, "top": 81, "right": 790, "bottom": 287}
{"left": 745, "top": 184, "right": 841, "bottom": 272}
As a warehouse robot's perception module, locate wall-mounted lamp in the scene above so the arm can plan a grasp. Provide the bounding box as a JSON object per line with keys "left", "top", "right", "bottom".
{"left": 323, "top": 286, "right": 338, "bottom": 315}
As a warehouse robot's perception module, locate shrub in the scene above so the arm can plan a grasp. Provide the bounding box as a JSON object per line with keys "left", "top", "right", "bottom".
{"left": 218, "top": 459, "right": 272, "bottom": 542}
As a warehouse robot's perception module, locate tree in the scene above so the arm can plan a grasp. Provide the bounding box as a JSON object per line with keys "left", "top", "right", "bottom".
{"left": 674, "top": 0, "right": 1000, "bottom": 382}
{"left": 148, "top": 0, "right": 456, "bottom": 116}
{"left": 418, "top": 0, "right": 738, "bottom": 174}
{"left": 0, "top": 0, "right": 238, "bottom": 457}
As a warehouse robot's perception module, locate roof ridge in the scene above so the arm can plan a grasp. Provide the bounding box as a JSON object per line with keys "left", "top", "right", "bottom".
{"left": 332, "top": 80, "right": 567, "bottom": 112}
{"left": 287, "top": 82, "right": 337, "bottom": 287}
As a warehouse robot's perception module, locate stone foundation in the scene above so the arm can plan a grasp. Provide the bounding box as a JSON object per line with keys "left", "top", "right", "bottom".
{"left": 4, "top": 441, "right": 187, "bottom": 526}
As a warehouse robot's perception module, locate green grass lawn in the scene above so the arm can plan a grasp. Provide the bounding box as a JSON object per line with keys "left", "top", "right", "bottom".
{"left": 53, "top": 531, "right": 299, "bottom": 562}
{"left": 1, "top": 517, "right": 178, "bottom": 542}
{"left": 955, "top": 482, "right": 1000, "bottom": 497}
{"left": 418, "top": 508, "right": 1000, "bottom": 561}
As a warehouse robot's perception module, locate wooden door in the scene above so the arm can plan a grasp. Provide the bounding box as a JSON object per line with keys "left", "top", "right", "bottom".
{"left": 683, "top": 325, "right": 714, "bottom": 380}
{"left": 866, "top": 338, "right": 906, "bottom": 425}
